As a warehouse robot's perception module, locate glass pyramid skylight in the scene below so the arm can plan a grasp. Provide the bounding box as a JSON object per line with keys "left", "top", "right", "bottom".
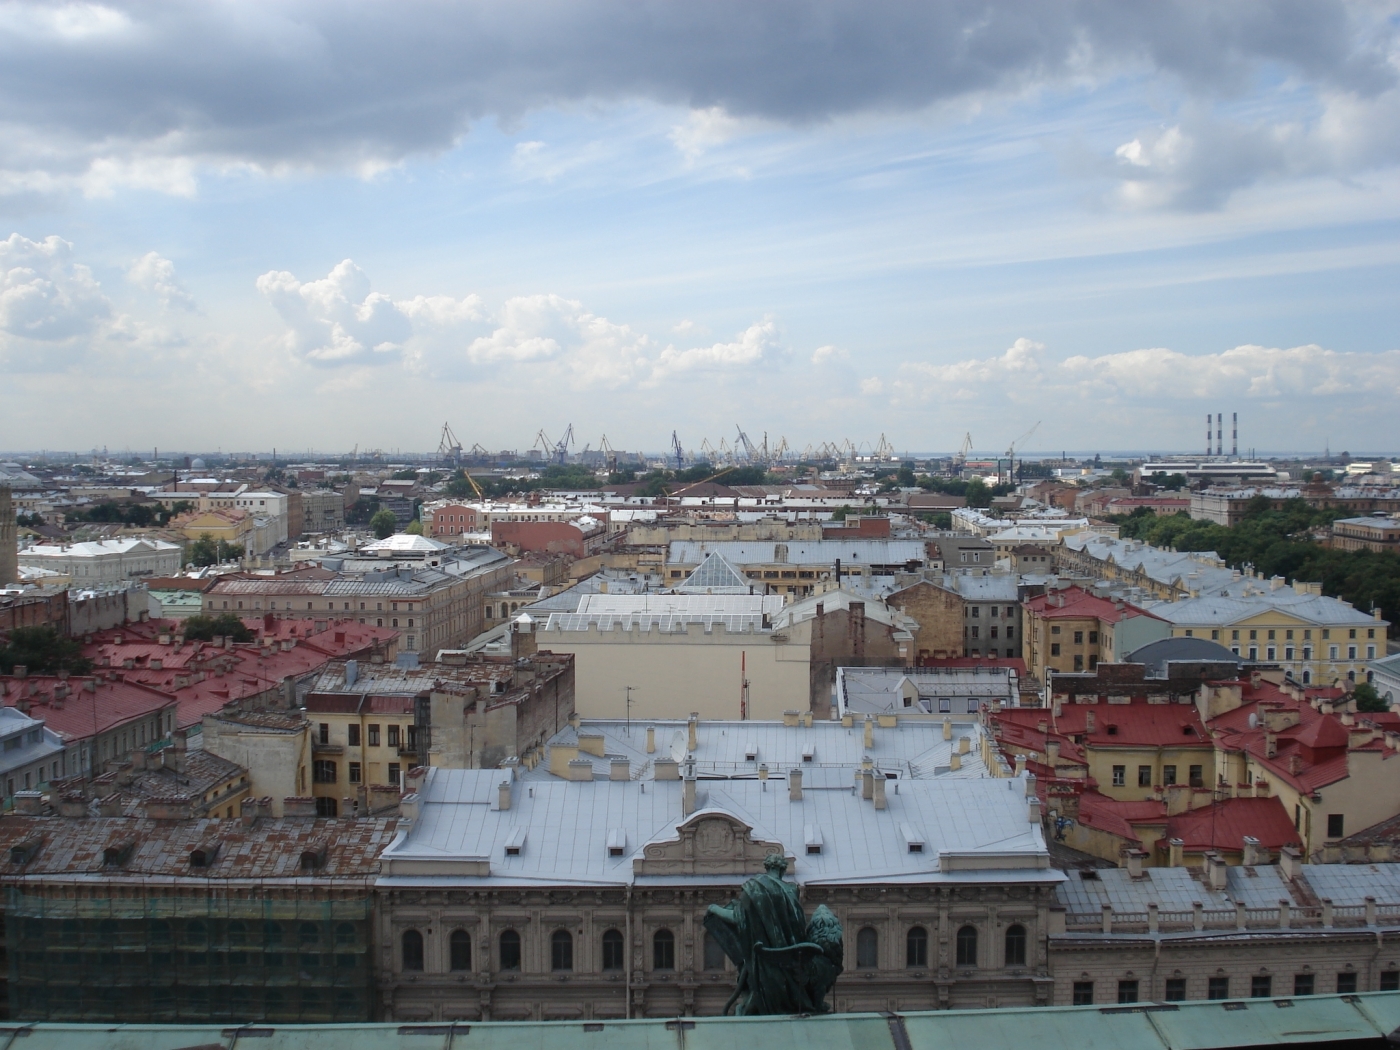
{"left": 677, "top": 551, "right": 750, "bottom": 593}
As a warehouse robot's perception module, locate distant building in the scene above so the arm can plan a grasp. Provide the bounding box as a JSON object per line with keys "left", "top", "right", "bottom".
{"left": 301, "top": 488, "right": 346, "bottom": 533}
{"left": 17, "top": 537, "right": 182, "bottom": 584}
{"left": 1331, "top": 515, "right": 1400, "bottom": 553}
{"left": 0, "top": 485, "right": 16, "bottom": 585}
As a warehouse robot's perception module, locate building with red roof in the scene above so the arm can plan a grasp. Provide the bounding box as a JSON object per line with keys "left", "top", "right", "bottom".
{"left": 1022, "top": 584, "right": 1167, "bottom": 682}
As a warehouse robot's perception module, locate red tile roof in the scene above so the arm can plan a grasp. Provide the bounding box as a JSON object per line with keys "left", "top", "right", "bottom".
{"left": 1025, "top": 585, "right": 1162, "bottom": 624}
{"left": 1165, "top": 796, "right": 1303, "bottom": 852}
{"left": 0, "top": 676, "right": 176, "bottom": 743}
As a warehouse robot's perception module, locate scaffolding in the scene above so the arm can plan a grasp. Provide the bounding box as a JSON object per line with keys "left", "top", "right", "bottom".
{"left": 5, "top": 887, "right": 373, "bottom": 1023}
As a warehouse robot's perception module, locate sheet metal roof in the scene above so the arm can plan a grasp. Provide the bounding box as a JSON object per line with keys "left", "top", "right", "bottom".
{"left": 575, "top": 593, "right": 784, "bottom": 617}
{"left": 382, "top": 768, "right": 1054, "bottom": 887}
{"left": 838, "top": 666, "right": 1016, "bottom": 718}
{"left": 531, "top": 716, "right": 989, "bottom": 781}
{"left": 4, "top": 995, "right": 1400, "bottom": 1050}
{"left": 1056, "top": 863, "right": 1297, "bottom": 914}
{"left": 667, "top": 540, "right": 927, "bottom": 568}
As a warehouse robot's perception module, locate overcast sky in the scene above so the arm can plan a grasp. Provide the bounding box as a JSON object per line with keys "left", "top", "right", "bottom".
{"left": 2, "top": 0, "right": 1398, "bottom": 457}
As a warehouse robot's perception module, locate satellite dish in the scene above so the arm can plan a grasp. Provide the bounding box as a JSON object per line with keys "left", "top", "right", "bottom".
{"left": 1248, "top": 712, "right": 1259, "bottom": 729}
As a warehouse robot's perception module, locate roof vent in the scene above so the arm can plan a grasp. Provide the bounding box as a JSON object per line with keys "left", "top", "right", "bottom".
{"left": 103, "top": 842, "right": 135, "bottom": 868}
{"left": 299, "top": 844, "right": 328, "bottom": 871}
{"left": 900, "top": 824, "right": 925, "bottom": 854}
{"left": 607, "top": 828, "right": 627, "bottom": 858}
{"left": 189, "top": 842, "right": 222, "bottom": 868}
{"left": 504, "top": 827, "right": 528, "bottom": 857}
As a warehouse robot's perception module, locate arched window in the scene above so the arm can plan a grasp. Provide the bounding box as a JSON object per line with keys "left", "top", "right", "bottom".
{"left": 601, "top": 929, "right": 625, "bottom": 971}
{"left": 227, "top": 921, "right": 247, "bottom": 947}
{"left": 703, "top": 932, "right": 727, "bottom": 971}
{"left": 1004, "top": 924, "right": 1027, "bottom": 966}
{"left": 450, "top": 929, "right": 472, "bottom": 971}
{"left": 856, "top": 926, "right": 878, "bottom": 969}
{"left": 653, "top": 928, "right": 675, "bottom": 970}
{"left": 956, "top": 925, "right": 978, "bottom": 967}
{"left": 906, "top": 926, "right": 928, "bottom": 968}
{"left": 263, "top": 921, "right": 283, "bottom": 948}
{"left": 499, "top": 929, "right": 521, "bottom": 971}
{"left": 401, "top": 929, "right": 424, "bottom": 972}
{"left": 149, "top": 920, "right": 171, "bottom": 946}
{"left": 300, "top": 922, "right": 320, "bottom": 947}
{"left": 551, "top": 929, "right": 573, "bottom": 971}
{"left": 335, "top": 922, "right": 356, "bottom": 948}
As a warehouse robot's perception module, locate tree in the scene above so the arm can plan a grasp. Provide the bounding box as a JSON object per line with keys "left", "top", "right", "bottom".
{"left": 1160, "top": 473, "right": 1187, "bottom": 491}
{"left": 1353, "top": 681, "right": 1389, "bottom": 713}
{"left": 0, "top": 627, "right": 92, "bottom": 675}
{"left": 181, "top": 614, "right": 254, "bottom": 644}
{"left": 188, "top": 533, "right": 238, "bottom": 567}
{"left": 965, "top": 478, "right": 992, "bottom": 509}
{"left": 370, "top": 508, "right": 398, "bottom": 539}
{"left": 1111, "top": 467, "right": 1128, "bottom": 483}
{"left": 405, "top": 519, "right": 424, "bottom": 535}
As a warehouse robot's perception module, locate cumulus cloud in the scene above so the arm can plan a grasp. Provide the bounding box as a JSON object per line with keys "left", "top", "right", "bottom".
{"left": 0, "top": 233, "right": 110, "bottom": 342}
{"left": 899, "top": 338, "right": 1400, "bottom": 405}
{"left": 0, "top": 1, "right": 1392, "bottom": 198}
{"left": 257, "top": 259, "right": 784, "bottom": 388}
{"left": 127, "top": 251, "right": 195, "bottom": 310}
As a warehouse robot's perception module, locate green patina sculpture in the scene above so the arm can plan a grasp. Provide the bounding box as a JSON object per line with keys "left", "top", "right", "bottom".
{"left": 703, "top": 854, "right": 844, "bottom": 1015}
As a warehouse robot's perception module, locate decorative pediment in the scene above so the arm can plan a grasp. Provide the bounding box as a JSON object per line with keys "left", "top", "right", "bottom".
{"left": 633, "top": 810, "right": 791, "bottom": 877}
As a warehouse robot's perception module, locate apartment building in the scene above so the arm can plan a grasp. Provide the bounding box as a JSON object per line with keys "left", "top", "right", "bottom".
{"left": 17, "top": 537, "right": 183, "bottom": 584}
{"left": 664, "top": 539, "right": 927, "bottom": 597}
{"left": 1331, "top": 515, "right": 1400, "bottom": 553}
{"left": 1022, "top": 585, "right": 1168, "bottom": 680}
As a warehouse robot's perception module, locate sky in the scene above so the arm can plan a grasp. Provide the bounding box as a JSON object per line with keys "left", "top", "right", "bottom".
{"left": 1, "top": 1, "right": 1399, "bottom": 458}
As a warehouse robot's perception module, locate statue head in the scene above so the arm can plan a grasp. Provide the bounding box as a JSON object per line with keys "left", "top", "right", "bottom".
{"left": 763, "top": 853, "right": 788, "bottom": 877}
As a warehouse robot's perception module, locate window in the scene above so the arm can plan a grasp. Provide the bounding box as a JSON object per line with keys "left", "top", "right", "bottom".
{"left": 653, "top": 928, "right": 675, "bottom": 970}
{"left": 315, "top": 796, "right": 337, "bottom": 817}
{"left": 1004, "top": 924, "right": 1026, "bottom": 966}
{"left": 1006, "top": 627, "right": 1014, "bottom": 639}
{"left": 1117, "top": 980, "right": 1139, "bottom": 1004}
{"left": 1051, "top": 625, "right": 1061, "bottom": 635}
{"left": 551, "top": 929, "right": 573, "bottom": 971}
{"left": 1330, "top": 645, "right": 1339, "bottom": 661}
{"left": 347, "top": 725, "right": 360, "bottom": 746}
{"left": 1211, "top": 630, "right": 1220, "bottom": 640}
{"left": 938, "top": 698, "right": 951, "bottom": 713}
{"left": 1327, "top": 814, "right": 1344, "bottom": 839}
{"left": 1337, "top": 971, "right": 1358, "bottom": 993}
{"left": 388, "top": 763, "right": 401, "bottom": 786}
{"left": 856, "top": 926, "right": 878, "bottom": 969}
{"left": 955, "top": 925, "right": 977, "bottom": 967}
{"left": 450, "top": 930, "right": 472, "bottom": 971}
{"left": 499, "top": 930, "right": 521, "bottom": 970}
{"left": 1051, "top": 643, "right": 1060, "bottom": 656}
{"left": 313, "top": 760, "right": 337, "bottom": 783}
{"left": 1232, "top": 630, "right": 1240, "bottom": 641}
{"left": 348, "top": 762, "right": 361, "bottom": 784}
{"left": 1294, "top": 973, "right": 1314, "bottom": 996}
{"left": 906, "top": 927, "right": 928, "bottom": 968}
{"left": 1165, "top": 977, "right": 1187, "bottom": 1001}
{"left": 1112, "top": 765, "right": 1126, "bottom": 787}
{"left": 1089, "top": 631, "right": 1098, "bottom": 644}
{"left": 1073, "top": 655, "right": 1083, "bottom": 671}
{"left": 1073, "top": 631, "right": 1083, "bottom": 644}
{"left": 318, "top": 723, "right": 329, "bottom": 745}
{"left": 388, "top": 725, "right": 401, "bottom": 749}
{"left": 368, "top": 725, "right": 380, "bottom": 747}
{"left": 1138, "top": 765, "right": 1152, "bottom": 787}
{"left": 1208, "top": 976, "right": 1230, "bottom": 1000}
{"left": 1163, "top": 765, "right": 1177, "bottom": 786}
{"left": 401, "top": 930, "right": 423, "bottom": 972}
{"left": 603, "top": 929, "right": 625, "bottom": 971}
{"left": 1189, "top": 765, "right": 1203, "bottom": 787}
{"left": 971, "top": 626, "right": 979, "bottom": 639}
{"left": 1380, "top": 971, "right": 1399, "bottom": 992}
{"left": 1072, "top": 981, "right": 1094, "bottom": 1005}
{"left": 1251, "top": 975, "right": 1272, "bottom": 998}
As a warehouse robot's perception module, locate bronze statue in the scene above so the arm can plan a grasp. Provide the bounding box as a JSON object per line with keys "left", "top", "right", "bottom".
{"left": 703, "top": 854, "right": 844, "bottom": 1015}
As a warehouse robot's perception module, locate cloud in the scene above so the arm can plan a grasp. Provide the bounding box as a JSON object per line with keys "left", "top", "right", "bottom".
{"left": 127, "top": 250, "right": 195, "bottom": 310}
{"left": 0, "top": 232, "right": 110, "bottom": 343}
{"left": 0, "top": 1, "right": 1392, "bottom": 198}
{"left": 255, "top": 259, "right": 418, "bottom": 365}
{"left": 899, "top": 338, "right": 1400, "bottom": 406}
{"left": 651, "top": 320, "right": 784, "bottom": 380}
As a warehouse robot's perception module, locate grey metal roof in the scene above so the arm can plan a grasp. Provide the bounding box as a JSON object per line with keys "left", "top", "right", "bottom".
{"left": 1302, "top": 863, "right": 1400, "bottom": 906}
{"left": 542, "top": 612, "right": 767, "bottom": 633}
{"left": 1147, "top": 591, "right": 1382, "bottom": 627}
{"left": 1124, "top": 636, "right": 1245, "bottom": 674}
{"left": 1056, "top": 863, "right": 1296, "bottom": 915}
{"left": 528, "top": 716, "right": 989, "bottom": 782}
{"left": 838, "top": 666, "right": 1016, "bottom": 718}
{"left": 576, "top": 593, "right": 784, "bottom": 617}
{"left": 380, "top": 768, "right": 1055, "bottom": 887}
{"left": 667, "top": 540, "right": 927, "bottom": 568}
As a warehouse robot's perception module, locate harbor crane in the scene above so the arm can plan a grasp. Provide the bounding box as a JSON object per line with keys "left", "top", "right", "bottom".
{"left": 671, "top": 431, "right": 685, "bottom": 470}
{"left": 437, "top": 423, "right": 464, "bottom": 467}
{"left": 1003, "top": 421, "right": 1041, "bottom": 485}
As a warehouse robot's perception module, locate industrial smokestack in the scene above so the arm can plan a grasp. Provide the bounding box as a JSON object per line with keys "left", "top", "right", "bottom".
{"left": 1232, "top": 413, "right": 1238, "bottom": 459}
{"left": 1206, "top": 414, "right": 1212, "bottom": 457}
{"left": 1216, "top": 413, "right": 1223, "bottom": 458}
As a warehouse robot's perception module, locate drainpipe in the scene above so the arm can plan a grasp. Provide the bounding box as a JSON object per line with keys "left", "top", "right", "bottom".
{"left": 625, "top": 886, "right": 633, "bottom": 1020}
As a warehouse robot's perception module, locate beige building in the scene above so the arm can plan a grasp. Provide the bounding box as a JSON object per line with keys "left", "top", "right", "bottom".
{"left": 374, "top": 767, "right": 1059, "bottom": 1021}
{"left": 17, "top": 537, "right": 183, "bottom": 584}
{"left": 0, "top": 485, "right": 16, "bottom": 585}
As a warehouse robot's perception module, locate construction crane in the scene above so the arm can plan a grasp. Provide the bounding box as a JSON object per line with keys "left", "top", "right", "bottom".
{"left": 671, "top": 431, "right": 685, "bottom": 470}
{"left": 1004, "top": 421, "right": 1041, "bottom": 485}
{"left": 953, "top": 432, "right": 974, "bottom": 469}
{"left": 735, "top": 425, "right": 759, "bottom": 464}
{"left": 553, "top": 424, "right": 575, "bottom": 465}
{"left": 533, "top": 430, "right": 553, "bottom": 459}
{"left": 599, "top": 434, "right": 618, "bottom": 472}
{"left": 699, "top": 438, "right": 718, "bottom": 465}
{"left": 437, "top": 423, "right": 463, "bottom": 467}
{"left": 873, "top": 433, "right": 897, "bottom": 462}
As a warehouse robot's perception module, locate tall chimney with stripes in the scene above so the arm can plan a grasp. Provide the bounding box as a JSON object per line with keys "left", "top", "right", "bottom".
{"left": 1232, "top": 413, "right": 1238, "bottom": 458}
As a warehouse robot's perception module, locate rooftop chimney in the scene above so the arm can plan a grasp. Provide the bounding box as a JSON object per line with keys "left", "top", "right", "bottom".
{"left": 958, "top": 736, "right": 971, "bottom": 755}
{"left": 610, "top": 758, "right": 630, "bottom": 781}
{"left": 682, "top": 761, "right": 697, "bottom": 816}
{"left": 687, "top": 714, "right": 698, "bottom": 752}
{"left": 1168, "top": 837, "right": 1184, "bottom": 868}
{"left": 789, "top": 768, "right": 803, "bottom": 802}
{"left": 1206, "top": 851, "right": 1228, "bottom": 891}
{"left": 1279, "top": 846, "right": 1302, "bottom": 881}
{"left": 863, "top": 716, "right": 874, "bottom": 749}
{"left": 873, "top": 775, "right": 887, "bottom": 811}
{"left": 1085, "top": 710, "right": 1096, "bottom": 733}
{"left": 949, "top": 753, "right": 962, "bottom": 771}
{"left": 943, "top": 717, "right": 953, "bottom": 741}
{"left": 1125, "top": 849, "right": 1147, "bottom": 879}
{"left": 646, "top": 726, "right": 656, "bottom": 754}
{"left": 498, "top": 780, "right": 512, "bottom": 810}
{"left": 1028, "top": 796, "right": 1041, "bottom": 823}
{"left": 1242, "top": 836, "right": 1262, "bottom": 867}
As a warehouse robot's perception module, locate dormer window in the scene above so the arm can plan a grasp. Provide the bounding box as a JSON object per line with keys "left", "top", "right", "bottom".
{"left": 607, "top": 828, "right": 626, "bottom": 858}
{"left": 504, "top": 828, "right": 528, "bottom": 857}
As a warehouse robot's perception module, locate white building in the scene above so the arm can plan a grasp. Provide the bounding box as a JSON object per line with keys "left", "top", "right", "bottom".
{"left": 17, "top": 538, "right": 182, "bottom": 584}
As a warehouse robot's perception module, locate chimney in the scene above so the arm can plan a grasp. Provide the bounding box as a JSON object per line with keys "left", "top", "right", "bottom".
{"left": 1168, "top": 837, "right": 1184, "bottom": 868}
{"left": 498, "top": 780, "right": 512, "bottom": 810}
{"left": 1206, "top": 851, "right": 1228, "bottom": 891}
{"left": 282, "top": 797, "right": 317, "bottom": 818}
{"left": 610, "top": 758, "right": 630, "bottom": 781}
{"left": 1242, "top": 836, "right": 1262, "bottom": 867}
{"left": 1278, "top": 845, "right": 1302, "bottom": 882}
{"left": 1047, "top": 739, "right": 1060, "bottom": 763}
{"left": 943, "top": 717, "right": 953, "bottom": 741}
{"left": 1125, "top": 849, "right": 1147, "bottom": 879}
{"left": 863, "top": 716, "right": 874, "bottom": 749}
{"left": 950, "top": 752, "right": 962, "bottom": 771}
{"left": 1028, "top": 796, "right": 1041, "bottom": 822}
{"left": 1025, "top": 773, "right": 1037, "bottom": 797}
{"left": 1265, "top": 732, "right": 1277, "bottom": 758}
{"left": 567, "top": 758, "right": 594, "bottom": 782}
{"left": 958, "top": 736, "right": 971, "bottom": 755}
{"left": 1014, "top": 754, "right": 1027, "bottom": 776}
{"left": 12, "top": 791, "right": 45, "bottom": 816}
{"left": 861, "top": 767, "right": 874, "bottom": 800}
{"left": 789, "top": 768, "right": 803, "bottom": 802}
{"left": 241, "top": 796, "right": 261, "bottom": 827}
{"left": 1085, "top": 710, "right": 1096, "bottom": 733}
{"left": 687, "top": 714, "right": 698, "bottom": 752}
{"left": 783, "top": 710, "right": 799, "bottom": 727}
{"left": 172, "top": 728, "right": 187, "bottom": 752}
{"left": 1288, "top": 754, "right": 1302, "bottom": 775}
{"left": 130, "top": 749, "right": 148, "bottom": 772}
{"left": 682, "top": 764, "right": 697, "bottom": 816}
{"left": 873, "top": 775, "right": 886, "bottom": 810}
{"left": 646, "top": 726, "right": 656, "bottom": 754}
{"left": 654, "top": 758, "right": 680, "bottom": 780}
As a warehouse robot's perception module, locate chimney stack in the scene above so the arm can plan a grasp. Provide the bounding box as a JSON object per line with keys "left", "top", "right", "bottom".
{"left": 788, "top": 768, "right": 803, "bottom": 802}
{"left": 1168, "top": 837, "right": 1184, "bottom": 868}
{"left": 1028, "top": 796, "right": 1041, "bottom": 823}
{"left": 682, "top": 761, "right": 697, "bottom": 816}
{"left": 1125, "top": 849, "right": 1147, "bottom": 879}
{"left": 1242, "top": 836, "right": 1262, "bottom": 867}
{"left": 958, "top": 736, "right": 971, "bottom": 755}
{"left": 863, "top": 716, "right": 874, "bottom": 749}
{"left": 687, "top": 713, "right": 698, "bottom": 752}
{"left": 610, "top": 758, "right": 630, "bottom": 781}
{"left": 498, "top": 781, "right": 512, "bottom": 810}
{"left": 646, "top": 726, "right": 656, "bottom": 754}
{"left": 873, "top": 775, "right": 886, "bottom": 810}
{"left": 1206, "top": 851, "right": 1228, "bottom": 891}
{"left": 943, "top": 717, "right": 952, "bottom": 741}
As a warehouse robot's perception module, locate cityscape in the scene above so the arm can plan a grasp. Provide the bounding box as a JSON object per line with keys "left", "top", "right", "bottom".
{"left": 2, "top": 1, "right": 1400, "bottom": 1046}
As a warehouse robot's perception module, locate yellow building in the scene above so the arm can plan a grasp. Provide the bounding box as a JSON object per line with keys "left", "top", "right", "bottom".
{"left": 172, "top": 507, "right": 253, "bottom": 548}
